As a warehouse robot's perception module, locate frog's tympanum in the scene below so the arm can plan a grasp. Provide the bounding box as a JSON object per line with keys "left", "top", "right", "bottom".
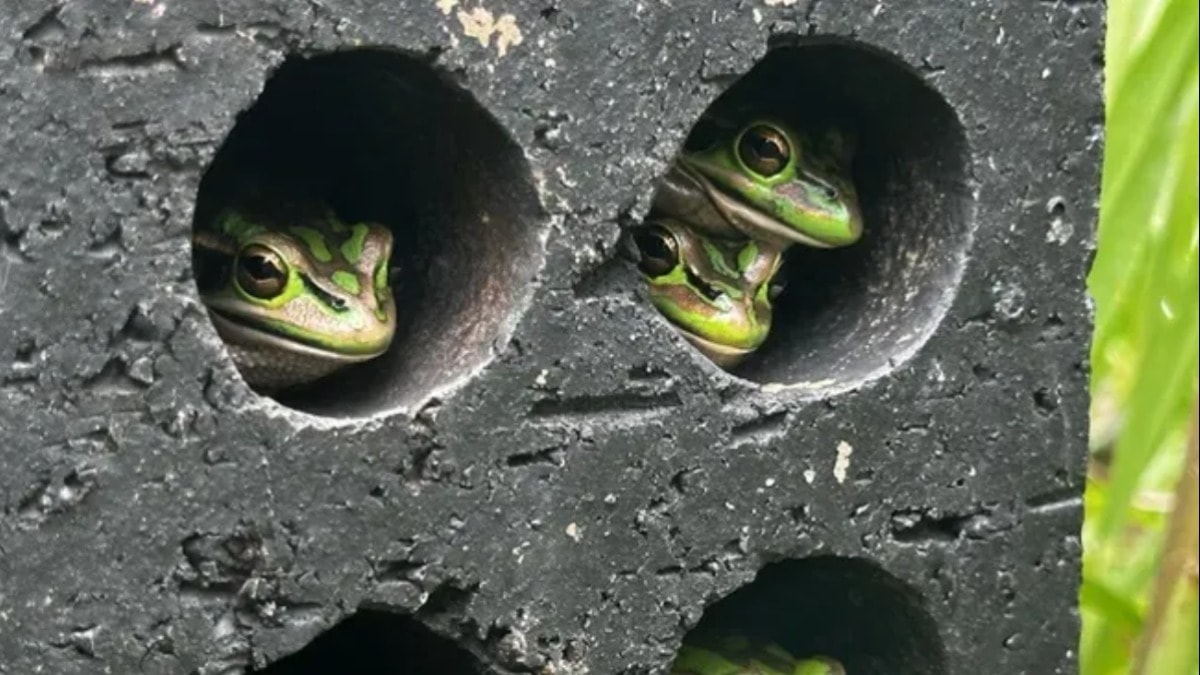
{"left": 193, "top": 204, "right": 396, "bottom": 391}
{"left": 671, "top": 636, "right": 846, "bottom": 675}
{"left": 632, "top": 115, "right": 863, "bottom": 367}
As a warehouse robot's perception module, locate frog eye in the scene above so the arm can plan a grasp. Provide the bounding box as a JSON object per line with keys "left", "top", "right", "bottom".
{"left": 737, "top": 124, "right": 792, "bottom": 177}
{"left": 632, "top": 225, "right": 679, "bottom": 278}
{"left": 235, "top": 244, "right": 289, "bottom": 299}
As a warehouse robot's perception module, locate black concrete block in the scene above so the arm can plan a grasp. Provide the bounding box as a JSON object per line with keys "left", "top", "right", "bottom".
{"left": 0, "top": 1, "right": 1102, "bottom": 673}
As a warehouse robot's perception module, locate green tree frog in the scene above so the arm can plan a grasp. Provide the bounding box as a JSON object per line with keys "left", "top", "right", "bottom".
{"left": 652, "top": 118, "right": 863, "bottom": 249}
{"left": 192, "top": 205, "right": 396, "bottom": 391}
{"left": 627, "top": 219, "right": 784, "bottom": 368}
{"left": 632, "top": 117, "right": 863, "bottom": 365}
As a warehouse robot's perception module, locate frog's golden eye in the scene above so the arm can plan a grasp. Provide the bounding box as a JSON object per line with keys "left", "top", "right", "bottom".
{"left": 236, "top": 244, "right": 289, "bottom": 299}
{"left": 632, "top": 225, "right": 679, "bottom": 278}
{"left": 738, "top": 124, "right": 791, "bottom": 177}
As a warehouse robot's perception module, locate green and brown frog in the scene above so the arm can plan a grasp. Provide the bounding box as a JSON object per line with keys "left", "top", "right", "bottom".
{"left": 629, "top": 116, "right": 863, "bottom": 367}
{"left": 628, "top": 219, "right": 784, "bottom": 368}
{"left": 192, "top": 203, "right": 396, "bottom": 391}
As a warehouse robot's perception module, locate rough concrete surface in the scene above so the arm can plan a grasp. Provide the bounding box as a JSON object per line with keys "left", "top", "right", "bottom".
{"left": 0, "top": 0, "right": 1102, "bottom": 673}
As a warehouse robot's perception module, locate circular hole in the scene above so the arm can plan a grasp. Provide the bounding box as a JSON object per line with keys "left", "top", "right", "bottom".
{"left": 641, "top": 38, "right": 972, "bottom": 390}
{"left": 249, "top": 610, "right": 491, "bottom": 674}
{"left": 191, "top": 48, "right": 544, "bottom": 418}
{"left": 675, "top": 556, "right": 946, "bottom": 675}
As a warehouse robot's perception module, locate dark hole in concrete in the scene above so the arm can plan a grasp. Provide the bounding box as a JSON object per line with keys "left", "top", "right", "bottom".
{"left": 250, "top": 610, "right": 489, "bottom": 674}
{"left": 192, "top": 48, "right": 543, "bottom": 418}
{"left": 678, "top": 556, "right": 946, "bottom": 675}
{"left": 654, "top": 38, "right": 972, "bottom": 389}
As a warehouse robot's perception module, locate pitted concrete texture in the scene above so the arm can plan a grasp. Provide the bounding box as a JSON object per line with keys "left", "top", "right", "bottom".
{"left": 0, "top": 1, "right": 1101, "bottom": 673}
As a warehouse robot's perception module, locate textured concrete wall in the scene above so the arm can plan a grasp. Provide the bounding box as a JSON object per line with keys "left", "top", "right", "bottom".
{"left": 0, "top": 1, "right": 1101, "bottom": 673}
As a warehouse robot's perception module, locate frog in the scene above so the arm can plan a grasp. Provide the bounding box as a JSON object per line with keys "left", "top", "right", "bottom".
{"left": 671, "top": 635, "right": 845, "bottom": 675}
{"left": 626, "top": 219, "right": 785, "bottom": 368}
{"left": 632, "top": 115, "right": 863, "bottom": 366}
{"left": 192, "top": 204, "right": 397, "bottom": 392}
{"left": 651, "top": 117, "right": 863, "bottom": 250}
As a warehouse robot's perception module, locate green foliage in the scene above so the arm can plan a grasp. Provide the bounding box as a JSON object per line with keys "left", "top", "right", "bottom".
{"left": 1083, "top": 0, "right": 1199, "bottom": 673}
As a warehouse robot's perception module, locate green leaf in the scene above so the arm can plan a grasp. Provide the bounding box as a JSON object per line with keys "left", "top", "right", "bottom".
{"left": 1092, "top": 0, "right": 1200, "bottom": 539}
{"left": 1083, "top": 0, "right": 1199, "bottom": 673}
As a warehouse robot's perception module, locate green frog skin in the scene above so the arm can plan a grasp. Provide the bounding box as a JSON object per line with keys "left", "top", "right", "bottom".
{"left": 193, "top": 206, "right": 396, "bottom": 391}
{"left": 628, "top": 219, "right": 784, "bottom": 368}
{"left": 652, "top": 118, "right": 863, "bottom": 249}
{"left": 671, "top": 636, "right": 846, "bottom": 675}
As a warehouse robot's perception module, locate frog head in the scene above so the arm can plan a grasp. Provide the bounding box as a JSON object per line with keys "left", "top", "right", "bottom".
{"left": 654, "top": 118, "right": 863, "bottom": 249}
{"left": 628, "top": 219, "right": 784, "bottom": 367}
{"left": 193, "top": 207, "right": 397, "bottom": 390}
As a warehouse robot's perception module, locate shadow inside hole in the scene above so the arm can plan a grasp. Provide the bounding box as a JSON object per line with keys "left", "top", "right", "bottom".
{"left": 681, "top": 556, "right": 946, "bottom": 675}
{"left": 250, "top": 610, "right": 489, "bottom": 675}
{"left": 192, "top": 48, "right": 543, "bottom": 418}
{"left": 654, "top": 37, "right": 972, "bottom": 388}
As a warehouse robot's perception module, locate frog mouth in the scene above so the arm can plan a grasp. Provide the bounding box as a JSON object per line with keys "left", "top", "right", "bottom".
{"left": 674, "top": 327, "right": 754, "bottom": 369}
{"left": 206, "top": 306, "right": 388, "bottom": 362}
{"left": 672, "top": 158, "right": 843, "bottom": 249}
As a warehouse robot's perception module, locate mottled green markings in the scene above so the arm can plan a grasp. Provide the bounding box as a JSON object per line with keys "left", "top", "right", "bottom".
{"left": 332, "top": 270, "right": 361, "bottom": 295}
{"left": 373, "top": 260, "right": 390, "bottom": 292}
{"left": 737, "top": 239, "right": 761, "bottom": 272}
{"left": 340, "top": 224, "right": 370, "bottom": 264}
{"left": 216, "top": 211, "right": 266, "bottom": 240}
{"left": 698, "top": 239, "right": 746, "bottom": 300}
{"left": 289, "top": 226, "right": 334, "bottom": 263}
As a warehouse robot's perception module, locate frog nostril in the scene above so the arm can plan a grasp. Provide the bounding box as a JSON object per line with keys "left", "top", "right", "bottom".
{"left": 798, "top": 169, "right": 839, "bottom": 202}
{"left": 684, "top": 266, "right": 723, "bottom": 302}
{"left": 301, "top": 273, "right": 351, "bottom": 312}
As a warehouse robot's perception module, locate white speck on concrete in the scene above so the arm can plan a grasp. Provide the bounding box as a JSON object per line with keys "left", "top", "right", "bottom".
{"left": 457, "top": 6, "right": 523, "bottom": 56}
{"left": 833, "top": 441, "right": 853, "bottom": 484}
{"left": 565, "top": 522, "right": 581, "bottom": 541}
{"left": 803, "top": 469, "right": 816, "bottom": 484}
{"left": 993, "top": 280, "right": 1027, "bottom": 320}
{"left": 1046, "top": 196, "right": 1074, "bottom": 245}
{"left": 1047, "top": 216, "right": 1074, "bottom": 245}
{"left": 555, "top": 165, "right": 577, "bottom": 188}
{"left": 929, "top": 359, "right": 946, "bottom": 383}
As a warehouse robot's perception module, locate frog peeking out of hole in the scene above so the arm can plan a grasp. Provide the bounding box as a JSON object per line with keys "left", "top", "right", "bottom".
{"left": 192, "top": 199, "right": 398, "bottom": 392}
{"left": 626, "top": 111, "right": 863, "bottom": 368}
